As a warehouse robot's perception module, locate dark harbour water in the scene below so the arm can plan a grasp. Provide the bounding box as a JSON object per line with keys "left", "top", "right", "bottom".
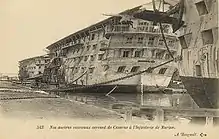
{"left": 54, "top": 91, "right": 199, "bottom": 111}
{"left": 56, "top": 92, "right": 139, "bottom": 109}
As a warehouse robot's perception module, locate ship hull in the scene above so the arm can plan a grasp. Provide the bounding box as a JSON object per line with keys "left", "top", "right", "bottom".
{"left": 180, "top": 76, "right": 219, "bottom": 109}
{"left": 65, "top": 84, "right": 138, "bottom": 94}
{"left": 62, "top": 84, "right": 168, "bottom": 94}
{"left": 58, "top": 73, "right": 174, "bottom": 93}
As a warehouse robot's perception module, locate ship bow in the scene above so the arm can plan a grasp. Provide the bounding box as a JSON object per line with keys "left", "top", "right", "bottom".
{"left": 180, "top": 76, "right": 219, "bottom": 108}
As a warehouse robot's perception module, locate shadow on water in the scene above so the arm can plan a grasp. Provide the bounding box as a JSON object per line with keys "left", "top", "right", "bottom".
{"left": 57, "top": 91, "right": 139, "bottom": 109}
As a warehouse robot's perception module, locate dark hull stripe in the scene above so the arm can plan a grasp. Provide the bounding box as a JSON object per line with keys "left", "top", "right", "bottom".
{"left": 180, "top": 76, "right": 219, "bottom": 109}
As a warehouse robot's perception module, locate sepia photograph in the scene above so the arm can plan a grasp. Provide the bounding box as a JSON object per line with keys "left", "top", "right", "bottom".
{"left": 0, "top": 0, "right": 218, "bottom": 138}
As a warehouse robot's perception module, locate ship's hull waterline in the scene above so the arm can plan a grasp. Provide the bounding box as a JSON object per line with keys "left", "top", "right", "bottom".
{"left": 47, "top": 74, "right": 175, "bottom": 94}
{"left": 180, "top": 76, "right": 219, "bottom": 109}
{"left": 55, "top": 84, "right": 166, "bottom": 94}
{"left": 50, "top": 85, "right": 184, "bottom": 95}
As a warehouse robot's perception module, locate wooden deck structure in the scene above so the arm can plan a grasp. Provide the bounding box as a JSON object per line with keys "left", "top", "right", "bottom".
{"left": 123, "top": 105, "right": 219, "bottom": 126}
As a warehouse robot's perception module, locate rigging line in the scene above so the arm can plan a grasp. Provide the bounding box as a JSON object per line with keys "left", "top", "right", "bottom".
{"left": 159, "top": 22, "right": 174, "bottom": 59}
{"left": 150, "top": 59, "right": 174, "bottom": 69}
{"left": 152, "top": 0, "right": 177, "bottom": 59}
{"left": 151, "top": 66, "right": 169, "bottom": 95}
{"left": 97, "top": 59, "right": 174, "bottom": 85}
{"left": 158, "top": 0, "right": 162, "bottom": 11}
{"left": 152, "top": 0, "right": 158, "bottom": 12}
{"left": 49, "top": 59, "right": 174, "bottom": 92}
{"left": 68, "top": 70, "right": 88, "bottom": 85}
{"left": 105, "top": 85, "right": 117, "bottom": 101}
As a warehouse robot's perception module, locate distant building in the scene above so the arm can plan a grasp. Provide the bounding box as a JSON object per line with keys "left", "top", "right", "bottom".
{"left": 0, "top": 75, "right": 9, "bottom": 81}
{"left": 0, "top": 73, "right": 18, "bottom": 81}
{"left": 18, "top": 55, "right": 50, "bottom": 83}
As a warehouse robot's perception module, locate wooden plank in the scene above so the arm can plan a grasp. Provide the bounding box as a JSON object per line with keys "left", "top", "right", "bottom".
{"left": 140, "top": 105, "right": 219, "bottom": 117}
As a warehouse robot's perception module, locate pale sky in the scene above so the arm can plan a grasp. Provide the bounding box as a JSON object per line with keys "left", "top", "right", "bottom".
{"left": 0, "top": 0, "right": 152, "bottom": 74}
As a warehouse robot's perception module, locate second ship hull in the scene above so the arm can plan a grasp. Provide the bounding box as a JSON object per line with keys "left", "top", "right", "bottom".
{"left": 180, "top": 76, "right": 219, "bottom": 109}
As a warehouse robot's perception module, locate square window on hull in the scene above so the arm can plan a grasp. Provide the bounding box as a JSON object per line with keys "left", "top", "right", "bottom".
{"left": 201, "top": 29, "right": 213, "bottom": 45}
{"left": 89, "top": 67, "right": 95, "bottom": 73}
{"left": 84, "top": 56, "right": 88, "bottom": 61}
{"left": 81, "top": 67, "right": 85, "bottom": 73}
{"left": 117, "top": 66, "right": 126, "bottom": 73}
{"left": 195, "top": 1, "right": 208, "bottom": 16}
{"left": 195, "top": 65, "right": 202, "bottom": 76}
{"left": 137, "top": 37, "right": 143, "bottom": 43}
{"left": 93, "top": 44, "right": 97, "bottom": 50}
{"left": 158, "top": 39, "right": 163, "bottom": 45}
{"left": 148, "top": 37, "right": 155, "bottom": 46}
{"left": 90, "top": 55, "right": 95, "bottom": 61}
{"left": 134, "top": 51, "right": 141, "bottom": 57}
{"left": 123, "top": 51, "right": 130, "bottom": 57}
{"left": 75, "top": 68, "right": 79, "bottom": 73}
{"left": 126, "top": 37, "right": 133, "bottom": 44}
{"left": 158, "top": 68, "right": 167, "bottom": 74}
{"left": 146, "top": 67, "right": 153, "bottom": 73}
{"left": 130, "top": 66, "right": 140, "bottom": 72}
{"left": 165, "top": 54, "right": 170, "bottom": 59}
{"left": 98, "top": 54, "right": 104, "bottom": 60}
{"left": 91, "top": 34, "right": 95, "bottom": 40}
{"left": 178, "top": 36, "right": 188, "bottom": 49}
{"left": 87, "top": 45, "right": 91, "bottom": 51}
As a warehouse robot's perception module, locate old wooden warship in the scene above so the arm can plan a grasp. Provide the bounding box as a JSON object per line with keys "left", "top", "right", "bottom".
{"left": 42, "top": 1, "right": 182, "bottom": 94}
{"left": 16, "top": 0, "right": 219, "bottom": 124}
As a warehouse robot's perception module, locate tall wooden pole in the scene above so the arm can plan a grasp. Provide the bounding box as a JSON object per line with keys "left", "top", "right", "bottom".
{"left": 140, "top": 75, "right": 144, "bottom": 106}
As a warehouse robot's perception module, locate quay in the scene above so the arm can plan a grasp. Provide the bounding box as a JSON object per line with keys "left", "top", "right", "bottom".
{"left": 1, "top": 80, "right": 219, "bottom": 126}
{"left": 0, "top": 80, "right": 123, "bottom": 120}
